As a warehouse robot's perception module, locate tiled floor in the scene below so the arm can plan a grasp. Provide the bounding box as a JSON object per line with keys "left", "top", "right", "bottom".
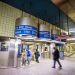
{"left": 0, "top": 58, "right": 75, "bottom": 75}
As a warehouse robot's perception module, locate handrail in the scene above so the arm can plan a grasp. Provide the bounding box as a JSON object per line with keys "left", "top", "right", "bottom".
{"left": 64, "top": 52, "right": 75, "bottom": 57}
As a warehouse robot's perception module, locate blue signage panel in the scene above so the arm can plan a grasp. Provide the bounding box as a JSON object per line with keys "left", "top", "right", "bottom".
{"left": 56, "top": 43, "right": 64, "bottom": 46}
{"left": 15, "top": 25, "right": 38, "bottom": 36}
{"left": 39, "top": 31, "right": 50, "bottom": 39}
{"left": 51, "top": 34, "right": 59, "bottom": 40}
{"left": 61, "top": 39, "right": 66, "bottom": 42}
{"left": 51, "top": 34, "right": 66, "bottom": 42}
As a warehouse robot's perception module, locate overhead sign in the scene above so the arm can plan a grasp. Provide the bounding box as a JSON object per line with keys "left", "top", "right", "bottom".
{"left": 39, "top": 24, "right": 50, "bottom": 39}
{"left": 56, "top": 43, "right": 64, "bottom": 46}
{"left": 57, "top": 32, "right": 70, "bottom": 39}
{"left": 51, "top": 34, "right": 59, "bottom": 40}
{"left": 39, "top": 31, "right": 50, "bottom": 39}
{"left": 15, "top": 25, "right": 38, "bottom": 36}
{"left": 57, "top": 35, "right": 71, "bottom": 39}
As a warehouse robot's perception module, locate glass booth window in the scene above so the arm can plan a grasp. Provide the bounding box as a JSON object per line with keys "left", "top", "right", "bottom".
{"left": 44, "top": 47, "right": 48, "bottom": 51}
{"left": 0, "top": 41, "right": 8, "bottom": 51}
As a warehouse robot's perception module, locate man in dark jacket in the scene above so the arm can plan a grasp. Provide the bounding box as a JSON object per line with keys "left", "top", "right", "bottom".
{"left": 34, "top": 49, "right": 40, "bottom": 63}
{"left": 52, "top": 47, "right": 62, "bottom": 69}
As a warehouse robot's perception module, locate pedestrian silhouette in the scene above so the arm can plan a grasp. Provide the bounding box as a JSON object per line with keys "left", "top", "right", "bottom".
{"left": 52, "top": 47, "right": 62, "bottom": 69}
{"left": 26, "top": 49, "right": 31, "bottom": 65}
{"left": 34, "top": 49, "right": 40, "bottom": 63}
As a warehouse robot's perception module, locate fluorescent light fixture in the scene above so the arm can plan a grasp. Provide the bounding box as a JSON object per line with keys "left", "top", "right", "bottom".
{"left": 69, "top": 31, "right": 75, "bottom": 33}
{"left": 63, "top": 31, "right": 68, "bottom": 35}
{"left": 70, "top": 43, "right": 75, "bottom": 44}
{"left": 69, "top": 28, "right": 75, "bottom": 33}
{"left": 67, "top": 38, "right": 75, "bottom": 41}
{"left": 15, "top": 35, "right": 37, "bottom": 40}
{"left": 34, "top": 38, "right": 50, "bottom": 42}
{"left": 50, "top": 40, "right": 65, "bottom": 44}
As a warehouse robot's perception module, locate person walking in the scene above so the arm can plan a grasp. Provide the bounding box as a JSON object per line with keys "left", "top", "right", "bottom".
{"left": 34, "top": 49, "right": 40, "bottom": 63}
{"left": 21, "top": 50, "right": 27, "bottom": 66}
{"left": 52, "top": 47, "right": 62, "bottom": 69}
{"left": 26, "top": 49, "right": 31, "bottom": 65}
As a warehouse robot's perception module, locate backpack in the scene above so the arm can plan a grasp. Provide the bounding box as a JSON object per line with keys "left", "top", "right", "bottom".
{"left": 27, "top": 50, "right": 31, "bottom": 57}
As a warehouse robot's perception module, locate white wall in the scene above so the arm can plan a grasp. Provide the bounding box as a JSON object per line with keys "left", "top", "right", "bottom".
{"left": 0, "top": 52, "right": 9, "bottom": 68}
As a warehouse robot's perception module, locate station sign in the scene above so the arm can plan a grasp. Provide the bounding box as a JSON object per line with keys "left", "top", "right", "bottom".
{"left": 51, "top": 34, "right": 60, "bottom": 40}
{"left": 57, "top": 32, "right": 71, "bottom": 39}
{"left": 57, "top": 35, "right": 70, "bottom": 39}
{"left": 15, "top": 25, "right": 38, "bottom": 36}
{"left": 39, "top": 24, "right": 50, "bottom": 39}
{"left": 39, "top": 31, "right": 50, "bottom": 39}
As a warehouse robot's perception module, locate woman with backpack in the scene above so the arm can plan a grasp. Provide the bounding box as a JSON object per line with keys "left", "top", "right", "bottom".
{"left": 26, "top": 49, "right": 31, "bottom": 65}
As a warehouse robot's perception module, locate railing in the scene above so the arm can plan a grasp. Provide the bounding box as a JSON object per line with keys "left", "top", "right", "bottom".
{"left": 64, "top": 52, "right": 75, "bottom": 57}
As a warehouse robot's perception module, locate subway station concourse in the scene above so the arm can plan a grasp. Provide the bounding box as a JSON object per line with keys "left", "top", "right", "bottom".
{"left": 0, "top": 0, "right": 75, "bottom": 75}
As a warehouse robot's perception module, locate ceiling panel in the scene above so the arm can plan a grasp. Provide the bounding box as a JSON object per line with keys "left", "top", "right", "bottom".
{"left": 59, "top": 0, "right": 75, "bottom": 36}
{"left": 0, "top": 0, "right": 75, "bottom": 32}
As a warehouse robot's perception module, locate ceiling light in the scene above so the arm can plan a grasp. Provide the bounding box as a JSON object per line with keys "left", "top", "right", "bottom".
{"left": 67, "top": 38, "right": 75, "bottom": 41}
